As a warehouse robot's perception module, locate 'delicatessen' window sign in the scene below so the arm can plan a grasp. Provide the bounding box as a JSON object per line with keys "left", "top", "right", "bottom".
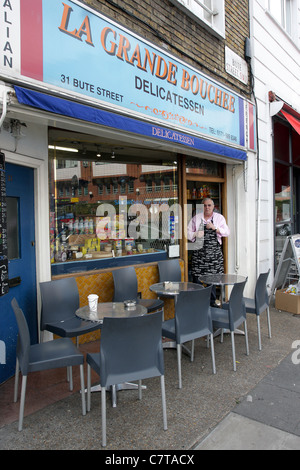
{"left": 0, "top": 0, "right": 255, "bottom": 151}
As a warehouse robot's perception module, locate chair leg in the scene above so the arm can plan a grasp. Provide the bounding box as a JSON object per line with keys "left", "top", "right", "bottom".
{"left": 68, "top": 366, "right": 73, "bottom": 391}
{"left": 231, "top": 331, "right": 236, "bottom": 372}
{"left": 101, "top": 386, "right": 107, "bottom": 447}
{"left": 138, "top": 380, "right": 142, "bottom": 400}
{"left": 14, "top": 358, "right": 20, "bottom": 403}
{"left": 191, "top": 340, "right": 195, "bottom": 362}
{"left": 257, "top": 315, "right": 262, "bottom": 351}
{"left": 244, "top": 320, "right": 249, "bottom": 356}
{"left": 87, "top": 364, "right": 91, "bottom": 412}
{"left": 111, "top": 385, "right": 117, "bottom": 408}
{"left": 210, "top": 334, "right": 216, "bottom": 374}
{"left": 266, "top": 307, "right": 272, "bottom": 338}
{"left": 79, "top": 364, "right": 86, "bottom": 416}
{"left": 177, "top": 344, "right": 182, "bottom": 389}
{"left": 18, "top": 375, "right": 27, "bottom": 431}
{"left": 160, "top": 375, "right": 168, "bottom": 431}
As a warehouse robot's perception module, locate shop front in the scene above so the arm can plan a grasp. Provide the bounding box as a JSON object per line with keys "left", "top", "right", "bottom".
{"left": 0, "top": 0, "right": 255, "bottom": 383}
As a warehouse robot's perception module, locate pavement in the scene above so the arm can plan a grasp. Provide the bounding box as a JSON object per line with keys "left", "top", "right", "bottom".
{"left": 1, "top": 300, "right": 300, "bottom": 451}
{"left": 194, "top": 351, "right": 300, "bottom": 450}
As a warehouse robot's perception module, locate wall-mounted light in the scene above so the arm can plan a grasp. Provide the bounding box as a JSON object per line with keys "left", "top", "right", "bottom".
{"left": 111, "top": 151, "right": 115, "bottom": 159}
{"left": 48, "top": 145, "right": 78, "bottom": 153}
{"left": 96, "top": 146, "right": 101, "bottom": 157}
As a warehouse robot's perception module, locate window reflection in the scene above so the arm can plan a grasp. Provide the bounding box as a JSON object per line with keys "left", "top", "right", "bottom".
{"left": 49, "top": 151, "right": 179, "bottom": 265}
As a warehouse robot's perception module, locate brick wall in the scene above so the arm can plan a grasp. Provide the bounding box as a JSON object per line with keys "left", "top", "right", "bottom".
{"left": 81, "top": 0, "right": 251, "bottom": 98}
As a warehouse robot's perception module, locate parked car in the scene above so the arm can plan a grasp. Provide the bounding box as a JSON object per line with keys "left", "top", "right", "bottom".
{"left": 276, "top": 220, "right": 291, "bottom": 236}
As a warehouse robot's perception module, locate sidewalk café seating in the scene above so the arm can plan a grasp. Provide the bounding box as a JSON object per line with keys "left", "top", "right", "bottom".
{"left": 243, "top": 270, "right": 271, "bottom": 350}
{"left": 161, "top": 286, "right": 216, "bottom": 389}
{"left": 158, "top": 259, "right": 182, "bottom": 283}
{"left": 158, "top": 259, "right": 182, "bottom": 313}
{"left": 211, "top": 279, "right": 249, "bottom": 372}
{"left": 86, "top": 311, "right": 167, "bottom": 447}
{"left": 112, "top": 266, "right": 164, "bottom": 313}
{"left": 11, "top": 298, "right": 86, "bottom": 431}
{"left": 40, "top": 278, "right": 101, "bottom": 346}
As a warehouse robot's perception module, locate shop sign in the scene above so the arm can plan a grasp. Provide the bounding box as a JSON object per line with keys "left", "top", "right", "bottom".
{"left": 0, "top": 0, "right": 253, "bottom": 150}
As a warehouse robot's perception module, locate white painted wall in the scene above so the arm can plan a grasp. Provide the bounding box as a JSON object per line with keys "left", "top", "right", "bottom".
{"left": 249, "top": 0, "right": 300, "bottom": 289}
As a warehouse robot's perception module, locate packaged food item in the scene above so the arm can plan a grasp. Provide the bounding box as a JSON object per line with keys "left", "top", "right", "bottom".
{"left": 125, "top": 238, "right": 134, "bottom": 254}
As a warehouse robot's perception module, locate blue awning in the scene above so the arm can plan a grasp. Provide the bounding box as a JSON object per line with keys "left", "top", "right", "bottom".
{"left": 14, "top": 86, "right": 247, "bottom": 162}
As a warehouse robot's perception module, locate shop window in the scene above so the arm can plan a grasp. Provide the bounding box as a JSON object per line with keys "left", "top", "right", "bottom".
{"left": 274, "top": 121, "right": 290, "bottom": 163}
{"left": 48, "top": 143, "right": 179, "bottom": 267}
{"left": 292, "top": 129, "right": 300, "bottom": 166}
{"left": 169, "top": 0, "right": 225, "bottom": 38}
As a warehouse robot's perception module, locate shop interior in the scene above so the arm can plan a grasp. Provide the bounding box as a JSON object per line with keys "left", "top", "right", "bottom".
{"left": 48, "top": 127, "right": 226, "bottom": 277}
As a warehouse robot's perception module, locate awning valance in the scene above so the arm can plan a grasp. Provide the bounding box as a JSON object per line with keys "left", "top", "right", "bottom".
{"left": 14, "top": 86, "right": 247, "bottom": 162}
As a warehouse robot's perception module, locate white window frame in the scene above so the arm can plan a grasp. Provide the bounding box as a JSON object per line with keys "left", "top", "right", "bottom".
{"left": 267, "top": 0, "right": 294, "bottom": 38}
{"left": 169, "top": 0, "right": 225, "bottom": 39}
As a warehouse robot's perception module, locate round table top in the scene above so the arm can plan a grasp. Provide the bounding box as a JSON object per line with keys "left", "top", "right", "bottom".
{"left": 198, "top": 274, "right": 246, "bottom": 286}
{"left": 76, "top": 302, "right": 147, "bottom": 323}
{"left": 150, "top": 281, "right": 203, "bottom": 297}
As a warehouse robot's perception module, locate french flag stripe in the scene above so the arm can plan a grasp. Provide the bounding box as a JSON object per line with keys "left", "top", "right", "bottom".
{"left": 20, "top": 0, "right": 43, "bottom": 81}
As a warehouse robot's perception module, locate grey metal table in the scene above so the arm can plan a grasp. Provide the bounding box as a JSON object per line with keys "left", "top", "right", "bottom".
{"left": 76, "top": 302, "right": 147, "bottom": 407}
{"left": 150, "top": 281, "right": 204, "bottom": 301}
{"left": 150, "top": 281, "right": 204, "bottom": 354}
{"left": 197, "top": 274, "right": 246, "bottom": 303}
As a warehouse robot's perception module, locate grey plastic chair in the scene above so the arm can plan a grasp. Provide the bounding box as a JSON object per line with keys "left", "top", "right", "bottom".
{"left": 243, "top": 270, "right": 271, "bottom": 350}
{"left": 158, "top": 259, "right": 182, "bottom": 282}
{"left": 11, "top": 298, "right": 86, "bottom": 431}
{"left": 112, "top": 266, "right": 164, "bottom": 313}
{"left": 86, "top": 311, "right": 167, "bottom": 447}
{"left": 40, "top": 277, "right": 101, "bottom": 345}
{"left": 158, "top": 259, "right": 182, "bottom": 313}
{"left": 161, "top": 286, "right": 216, "bottom": 389}
{"left": 211, "top": 279, "right": 249, "bottom": 371}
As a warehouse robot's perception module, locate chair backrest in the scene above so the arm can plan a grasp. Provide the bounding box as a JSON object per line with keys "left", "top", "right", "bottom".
{"left": 11, "top": 298, "right": 31, "bottom": 375}
{"left": 99, "top": 311, "right": 164, "bottom": 387}
{"left": 174, "top": 286, "right": 212, "bottom": 344}
{"left": 158, "top": 259, "right": 182, "bottom": 282}
{"left": 228, "top": 279, "right": 247, "bottom": 330}
{"left": 112, "top": 267, "right": 138, "bottom": 302}
{"left": 40, "top": 278, "right": 79, "bottom": 330}
{"left": 255, "top": 270, "right": 270, "bottom": 314}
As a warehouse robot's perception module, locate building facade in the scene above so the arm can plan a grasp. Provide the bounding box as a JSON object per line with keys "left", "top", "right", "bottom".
{"left": 0, "top": 0, "right": 255, "bottom": 383}
{"left": 249, "top": 0, "right": 300, "bottom": 284}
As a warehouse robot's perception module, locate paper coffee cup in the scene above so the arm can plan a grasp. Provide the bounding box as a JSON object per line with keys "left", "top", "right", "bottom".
{"left": 88, "top": 294, "right": 99, "bottom": 312}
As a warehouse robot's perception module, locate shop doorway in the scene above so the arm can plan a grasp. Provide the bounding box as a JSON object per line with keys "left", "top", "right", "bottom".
{"left": 0, "top": 163, "right": 37, "bottom": 384}
{"left": 183, "top": 158, "right": 227, "bottom": 281}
